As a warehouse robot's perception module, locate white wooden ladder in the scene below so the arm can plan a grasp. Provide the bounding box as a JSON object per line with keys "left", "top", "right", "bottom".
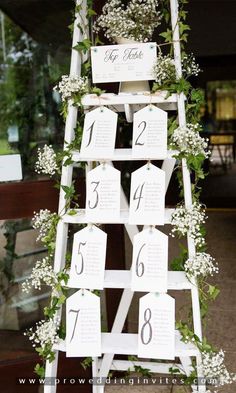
{"left": 44, "top": 0, "right": 206, "bottom": 392}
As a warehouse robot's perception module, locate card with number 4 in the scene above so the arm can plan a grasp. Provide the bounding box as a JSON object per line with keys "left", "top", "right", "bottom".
{"left": 129, "top": 163, "right": 165, "bottom": 225}
{"left": 80, "top": 107, "right": 117, "bottom": 159}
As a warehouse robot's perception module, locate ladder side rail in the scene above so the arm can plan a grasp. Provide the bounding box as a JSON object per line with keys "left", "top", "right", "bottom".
{"left": 170, "top": 1, "right": 205, "bottom": 391}
{"left": 170, "top": 0, "right": 203, "bottom": 341}
{"left": 44, "top": 2, "right": 87, "bottom": 392}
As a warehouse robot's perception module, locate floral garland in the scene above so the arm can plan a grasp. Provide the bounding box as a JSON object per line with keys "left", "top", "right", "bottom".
{"left": 22, "top": 1, "right": 236, "bottom": 391}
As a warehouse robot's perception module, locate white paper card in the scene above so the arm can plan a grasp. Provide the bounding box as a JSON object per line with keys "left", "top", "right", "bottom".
{"left": 129, "top": 163, "right": 165, "bottom": 225}
{"left": 138, "top": 293, "right": 175, "bottom": 360}
{"left": 131, "top": 228, "right": 168, "bottom": 293}
{"left": 91, "top": 43, "right": 157, "bottom": 83}
{"left": 80, "top": 107, "right": 117, "bottom": 159}
{"left": 0, "top": 154, "right": 22, "bottom": 182}
{"left": 68, "top": 225, "right": 107, "bottom": 290}
{"left": 132, "top": 105, "right": 167, "bottom": 159}
{"left": 66, "top": 289, "right": 101, "bottom": 357}
{"left": 86, "top": 164, "right": 120, "bottom": 222}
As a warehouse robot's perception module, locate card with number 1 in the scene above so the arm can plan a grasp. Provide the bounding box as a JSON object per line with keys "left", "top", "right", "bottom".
{"left": 80, "top": 107, "right": 117, "bottom": 159}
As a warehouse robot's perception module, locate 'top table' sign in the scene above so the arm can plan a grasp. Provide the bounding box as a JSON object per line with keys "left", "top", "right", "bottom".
{"left": 91, "top": 42, "right": 157, "bottom": 83}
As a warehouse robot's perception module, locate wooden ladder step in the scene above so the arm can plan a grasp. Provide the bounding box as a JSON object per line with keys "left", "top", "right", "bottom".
{"left": 103, "top": 270, "right": 192, "bottom": 290}
{"left": 62, "top": 208, "right": 174, "bottom": 225}
{"left": 54, "top": 331, "right": 198, "bottom": 357}
{"left": 72, "top": 148, "right": 177, "bottom": 162}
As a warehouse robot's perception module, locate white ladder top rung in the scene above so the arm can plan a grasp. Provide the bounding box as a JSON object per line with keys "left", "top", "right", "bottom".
{"left": 62, "top": 208, "right": 174, "bottom": 224}
{"left": 72, "top": 148, "right": 177, "bottom": 162}
{"left": 81, "top": 92, "right": 180, "bottom": 112}
{"left": 104, "top": 270, "right": 192, "bottom": 290}
{"left": 54, "top": 331, "right": 199, "bottom": 357}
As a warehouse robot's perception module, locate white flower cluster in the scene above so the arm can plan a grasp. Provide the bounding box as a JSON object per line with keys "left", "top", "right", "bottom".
{"left": 184, "top": 252, "right": 219, "bottom": 278}
{"left": 202, "top": 350, "right": 236, "bottom": 388}
{"left": 32, "top": 209, "right": 57, "bottom": 242}
{"left": 25, "top": 317, "right": 60, "bottom": 349}
{"left": 54, "top": 75, "right": 89, "bottom": 103}
{"left": 170, "top": 123, "right": 210, "bottom": 158}
{"left": 153, "top": 53, "right": 176, "bottom": 85}
{"left": 153, "top": 52, "right": 201, "bottom": 86}
{"left": 182, "top": 53, "right": 201, "bottom": 78}
{"left": 35, "top": 145, "right": 59, "bottom": 177}
{"left": 93, "top": 0, "right": 161, "bottom": 43}
{"left": 22, "top": 257, "right": 57, "bottom": 293}
{"left": 171, "top": 202, "right": 206, "bottom": 248}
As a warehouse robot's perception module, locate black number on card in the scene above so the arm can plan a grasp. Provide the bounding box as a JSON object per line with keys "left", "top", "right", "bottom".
{"left": 140, "top": 308, "right": 152, "bottom": 345}
{"left": 133, "top": 182, "right": 145, "bottom": 211}
{"left": 135, "top": 120, "right": 147, "bottom": 146}
{"left": 88, "top": 181, "right": 100, "bottom": 209}
{"left": 135, "top": 243, "right": 146, "bottom": 277}
{"left": 85, "top": 120, "right": 95, "bottom": 147}
{"left": 69, "top": 309, "right": 80, "bottom": 342}
{"left": 75, "top": 242, "right": 86, "bottom": 275}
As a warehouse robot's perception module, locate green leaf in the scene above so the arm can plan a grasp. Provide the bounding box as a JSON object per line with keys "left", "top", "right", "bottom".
{"left": 68, "top": 209, "right": 77, "bottom": 216}
{"left": 208, "top": 285, "right": 220, "bottom": 300}
{"left": 34, "top": 363, "right": 45, "bottom": 378}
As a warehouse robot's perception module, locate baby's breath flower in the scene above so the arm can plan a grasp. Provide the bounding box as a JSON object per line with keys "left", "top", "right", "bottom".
{"left": 171, "top": 202, "right": 206, "bottom": 248}
{"left": 35, "top": 145, "right": 58, "bottom": 177}
{"left": 93, "top": 0, "right": 161, "bottom": 43}
{"left": 184, "top": 252, "right": 219, "bottom": 278}
{"left": 25, "top": 317, "right": 60, "bottom": 350}
{"left": 153, "top": 53, "right": 176, "bottom": 86}
{"left": 182, "top": 53, "right": 201, "bottom": 78}
{"left": 54, "top": 75, "right": 89, "bottom": 103}
{"left": 170, "top": 123, "right": 210, "bottom": 158}
{"left": 202, "top": 350, "right": 236, "bottom": 388}
{"left": 32, "top": 209, "right": 57, "bottom": 242}
{"left": 22, "top": 257, "right": 57, "bottom": 293}
{"left": 153, "top": 52, "right": 201, "bottom": 86}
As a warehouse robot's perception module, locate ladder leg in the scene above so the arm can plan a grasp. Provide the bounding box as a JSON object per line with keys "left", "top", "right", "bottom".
{"left": 44, "top": 351, "right": 59, "bottom": 393}
{"left": 92, "top": 356, "right": 99, "bottom": 393}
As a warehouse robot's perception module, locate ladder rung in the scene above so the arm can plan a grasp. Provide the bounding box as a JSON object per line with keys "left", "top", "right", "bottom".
{"left": 72, "top": 148, "right": 177, "bottom": 163}
{"left": 81, "top": 92, "right": 180, "bottom": 111}
{"left": 103, "top": 270, "right": 192, "bottom": 290}
{"left": 101, "top": 359, "right": 181, "bottom": 374}
{"left": 62, "top": 208, "right": 174, "bottom": 225}
{"left": 54, "top": 331, "right": 199, "bottom": 357}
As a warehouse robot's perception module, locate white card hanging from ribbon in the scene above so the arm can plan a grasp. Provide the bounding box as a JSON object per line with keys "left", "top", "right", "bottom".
{"left": 68, "top": 225, "right": 107, "bottom": 290}
{"left": 66, "top": 289, "right": 101, "bottom": 357}
{"left": 138, "top": 293, "right": 175, "bottom": 360}
{"left": 80, "top": 107, "right": 117, "bottom": 159}
{"left": 86, "top": 163, "right": 121, "bottom": 223}
{"left": 129, "top": 163, "right": 165, "bottom": 225}
{"left": 131, "top": 227, "right": 168, "bottom": 293}
{"left": 132, "top": 105, "right": 167, "bottom": 159}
